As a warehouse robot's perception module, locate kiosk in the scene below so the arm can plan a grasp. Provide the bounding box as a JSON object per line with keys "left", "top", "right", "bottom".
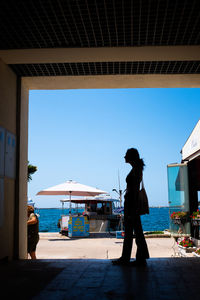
{"left": 168, "top": 120, "right": 200, "bottom": 237}
{"left": 60, "top": 195, "right": 121, "bottom": 235}
{"left": 68, "top": 216, "right": 89, "bottom": 237}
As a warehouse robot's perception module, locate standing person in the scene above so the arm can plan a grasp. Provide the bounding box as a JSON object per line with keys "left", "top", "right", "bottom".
{"left": 27, "top": 205, "right": 39, "bottom": 259}
{"left": 112, "top": 148, "right": 149, "bottom": 266}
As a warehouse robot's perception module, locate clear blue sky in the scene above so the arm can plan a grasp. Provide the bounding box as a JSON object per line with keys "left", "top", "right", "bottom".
{"left": 28, "top": 88, "right": 200, "bottom": 208}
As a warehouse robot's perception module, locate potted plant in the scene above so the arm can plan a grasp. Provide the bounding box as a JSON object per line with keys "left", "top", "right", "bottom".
{"left": 170, "top": 211, "right": 188, "bottom": 225}
{"left": 191, "top": 209, "right": 200, "bottom": 226}
{"left": 193, "top": 248, "right": 200, "bottom": 257}
{"left": 178, "top": 237, "right": 196, "bottom": 253}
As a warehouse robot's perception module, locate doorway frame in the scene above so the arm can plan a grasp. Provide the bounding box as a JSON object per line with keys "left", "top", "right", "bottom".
{"left": 17, "top": 73, "right": 200, "bottom": 259}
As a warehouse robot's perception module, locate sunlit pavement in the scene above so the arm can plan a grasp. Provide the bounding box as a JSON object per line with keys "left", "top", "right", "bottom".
{"left": 1, "top": 258, "right": 200, "bottom": 299}
{"left": 37, "top": 233, "right": 175, "bottom": 259}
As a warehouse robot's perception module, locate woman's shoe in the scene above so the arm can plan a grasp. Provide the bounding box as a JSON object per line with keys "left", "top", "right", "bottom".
{"left": 112, "top": 258, "right": 130, "bottom": 265}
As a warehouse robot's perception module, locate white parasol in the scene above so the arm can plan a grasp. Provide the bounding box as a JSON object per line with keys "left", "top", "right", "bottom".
{"left": 37, "top": 180, "right": 107, "bottom": 213}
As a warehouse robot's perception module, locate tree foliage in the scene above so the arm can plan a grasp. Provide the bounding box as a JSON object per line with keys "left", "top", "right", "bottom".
{"left": 28, "top": 162, "right": 37, "bottom": 182}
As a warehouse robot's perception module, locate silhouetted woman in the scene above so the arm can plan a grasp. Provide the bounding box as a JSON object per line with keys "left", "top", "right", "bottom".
{"left": 112, "top": 148, "right": 149, "bottom": 266}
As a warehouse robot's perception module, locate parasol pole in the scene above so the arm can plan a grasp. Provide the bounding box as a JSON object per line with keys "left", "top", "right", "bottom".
{"left": 62, "top": 200, "right": 64, "bottom": 215}
{"left": 118, "top": 171, "right": 123, "bottom": 231}
{"left": 113, "top": 171, "right": 124, "bottom": 231}
{"left": 69, "top": 191, "right": 72, "bottom": 215}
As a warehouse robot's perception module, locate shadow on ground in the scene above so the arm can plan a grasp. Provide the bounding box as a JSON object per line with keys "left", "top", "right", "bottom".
{"left": 0, "top": 260, "right": 64, "bottom": 299}
{"left": 1, "top": 258, "right": 200, "bottom": 299}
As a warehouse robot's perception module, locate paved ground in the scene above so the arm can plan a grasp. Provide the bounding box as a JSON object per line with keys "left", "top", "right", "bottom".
{"left": 1, "top": 258, "right": 200, "bottom": 300}
{"left": 1, "top": 234, "right": 198, "bottom": 299}
{"left": 37, "top": 233, "right": 177, "bottom": 259}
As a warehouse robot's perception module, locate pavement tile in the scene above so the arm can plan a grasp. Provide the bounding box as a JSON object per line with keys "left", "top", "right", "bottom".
{"left": 1, "top": 258, "right": 200, "bottom": 299}
{"left": 32, "top": 290, "right": 67, "bottom": 300}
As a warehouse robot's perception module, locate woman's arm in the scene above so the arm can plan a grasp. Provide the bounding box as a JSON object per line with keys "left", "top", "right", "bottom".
{"left": 27, "top": 215, "right": 37, "bottom": 225}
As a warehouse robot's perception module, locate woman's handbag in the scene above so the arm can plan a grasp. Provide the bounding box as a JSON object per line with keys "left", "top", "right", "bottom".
{"left": 138, "top": 179, "right": 149, "bottom": 215}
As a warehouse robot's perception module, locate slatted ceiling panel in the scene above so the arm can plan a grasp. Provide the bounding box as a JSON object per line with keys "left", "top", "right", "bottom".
{"left": 9, "top": 61, "right": 200, "bottom": 77}
{"left": 1, "top": 0, "right": 200, "bottom": 50}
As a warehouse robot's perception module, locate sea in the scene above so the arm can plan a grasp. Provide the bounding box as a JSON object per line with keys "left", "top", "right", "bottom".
{"left": 35, "top": 207, "right": 170, "bottom": 233}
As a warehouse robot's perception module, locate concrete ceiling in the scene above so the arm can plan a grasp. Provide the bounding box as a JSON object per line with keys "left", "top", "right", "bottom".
{"left": 0, "top": 0, "right": 200, "bottom": 77}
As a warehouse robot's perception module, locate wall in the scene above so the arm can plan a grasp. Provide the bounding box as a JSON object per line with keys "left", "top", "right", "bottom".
{"left": 18, "top": 80, "right": 29, "bottom": 259}
{"left": 1, "top": 50, "right": 200, "bottom": 260}
{"left": 182, "top": 120, "right": 200, "bottom": 161}
{"left": 0, "top": 59, "right": 17, "bottom": 260}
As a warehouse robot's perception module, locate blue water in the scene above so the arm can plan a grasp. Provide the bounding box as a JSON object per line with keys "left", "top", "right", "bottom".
{"left": 36, "top": 208, "right": 84, "bottom": 232}
{"left": 36, "top": 207, "right": 170, "bottom": 232}
{"left": 141, "top": 207, "right": 170, "bottom": 231}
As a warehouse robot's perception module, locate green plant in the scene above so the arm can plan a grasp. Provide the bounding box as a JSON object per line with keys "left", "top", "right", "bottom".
{"left": 178, "top": 237, "right": 195, "bottom": 248}
{"left": 28, "top": 162, "right": 37, "bottom": 182}
{"left": 195, "top": 248, "right": 200, "bottom": 255}
{"left": 170, "top": 211, "right": 188, "bottom": 219}
{"left": 190, "top": 209, "right": 200, "bottom": 219}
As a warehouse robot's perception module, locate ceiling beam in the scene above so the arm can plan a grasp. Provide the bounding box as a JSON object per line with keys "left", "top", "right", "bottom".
{"left": 23, "top": 74, "right": 200, "bottom": 90}
{"left": 1, "top": 46, "right": 200, "bottom": 64}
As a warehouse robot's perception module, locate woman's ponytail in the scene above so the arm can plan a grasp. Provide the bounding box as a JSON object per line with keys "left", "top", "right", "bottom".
{"left": 139, "top": 158, "right": 145, "bottom": 170}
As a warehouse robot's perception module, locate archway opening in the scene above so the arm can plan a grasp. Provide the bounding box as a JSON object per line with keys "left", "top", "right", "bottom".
{"left": 27, "top": 87, "right": 200, "bottom": 259}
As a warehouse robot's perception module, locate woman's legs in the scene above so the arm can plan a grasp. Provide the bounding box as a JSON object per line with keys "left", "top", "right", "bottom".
{"left": 112, "top": 218, "right": 134, "bottom": 264}
{"left": 28, "top": 235, "right": 39, "bottom": 260}
{"left": 133, "top": 215, "right": 149, "bottom": 261}
{"left": 112, "top": 215, "right": 149, "bottom": 265}
{"left": 121, "top": 218, "right": 134, "bottom": 261}
{"left": 29, "top": 251, "right": 36, "bottom": 259}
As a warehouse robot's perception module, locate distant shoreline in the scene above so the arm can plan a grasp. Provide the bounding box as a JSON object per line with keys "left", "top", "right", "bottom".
{"left": 36, "top": 206, "right": 169, "bottom": 209}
